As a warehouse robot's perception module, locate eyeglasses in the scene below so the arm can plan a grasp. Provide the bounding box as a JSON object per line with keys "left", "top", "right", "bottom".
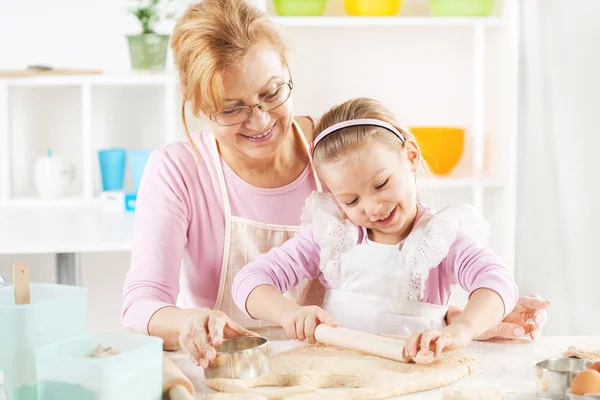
{"left": 209, "top": 79, "right": 294, "bottom": 126}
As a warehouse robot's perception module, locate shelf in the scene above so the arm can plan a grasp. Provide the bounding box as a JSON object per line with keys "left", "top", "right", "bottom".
{"left": 419, "top": 176, "right": 505, "bottom": 188}
{"left": 0, "top": 205, "right": 134, "bottom": 254}
{"left": 1, "top": 72, "right": 178, "bottom": 87}
{"left": 270, "top": 16, "right": 505, "bottom": 28}
{"left": 0, "top": 176, "right": 504, "bottom": 210}
{"left": 0, "top": 196, "right": 97, "bottom": 208}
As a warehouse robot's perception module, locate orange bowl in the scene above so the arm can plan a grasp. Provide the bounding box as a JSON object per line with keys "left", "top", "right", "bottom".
{"left": 410, "top": 126, "right": 465, "bottom": 175}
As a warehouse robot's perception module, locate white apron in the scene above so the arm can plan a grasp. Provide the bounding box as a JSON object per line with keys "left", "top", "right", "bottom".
{"left": 302, "top": 192, "right": 491, "bottom": 337}
{"left": 212, "top": 121, "right": 325, "bottom": 340}
{"left": 321, "top": 214, "right": 448, "bottom": 336}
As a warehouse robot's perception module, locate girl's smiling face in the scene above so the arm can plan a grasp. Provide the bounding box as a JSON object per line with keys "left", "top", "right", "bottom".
{"left": 317, "top": 139, "right": 421, "bottom": 245}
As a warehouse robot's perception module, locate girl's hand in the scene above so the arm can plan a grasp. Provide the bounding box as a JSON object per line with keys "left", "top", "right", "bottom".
{"left": 404, "top": 323, "right": 475, "bottom": 363}
{"left": 280, "top": 305, "right": 338, "bottom": 343}
{"left": 179, "top": 309, "right": 258, "bottom": 368}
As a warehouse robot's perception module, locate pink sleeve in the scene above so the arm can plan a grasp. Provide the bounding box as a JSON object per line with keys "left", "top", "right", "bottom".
{"left": 232, "top": 224, "right": 321, "bottom": 317}
{"left": 121, "top": 149, "right": 191, "bottom": 333}
{"left": 441, "top": 230, "right": 519, "bottom": 318}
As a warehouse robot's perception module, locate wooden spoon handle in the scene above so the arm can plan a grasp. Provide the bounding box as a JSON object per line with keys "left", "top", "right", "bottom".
{"left": 13, "top": 262, "right": 30, "bottom": 305}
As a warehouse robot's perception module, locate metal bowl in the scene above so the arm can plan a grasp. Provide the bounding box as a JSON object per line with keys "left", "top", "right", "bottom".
{"left": 204, "top": 336, "right": 270, "bottom": 380}
{"left": 535, "top": 358, "right": 592, "bottom": 400}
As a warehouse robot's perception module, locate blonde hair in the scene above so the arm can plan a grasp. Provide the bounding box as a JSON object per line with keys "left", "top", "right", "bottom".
{"left": 313, "top": 98, "right": 421, "bottom": 165}
{"left": 313, "top": 98, "right": 436, "bottom": 205}
{"left": 170, "top": 0, "right": 288, "bottom": 159}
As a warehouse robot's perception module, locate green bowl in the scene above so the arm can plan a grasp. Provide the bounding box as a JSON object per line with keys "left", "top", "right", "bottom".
{"left": 428, "top": 0, "right": 495, "bottom": 16}
{"left": 273, "top": 0, "right": 328, "bottom": 16}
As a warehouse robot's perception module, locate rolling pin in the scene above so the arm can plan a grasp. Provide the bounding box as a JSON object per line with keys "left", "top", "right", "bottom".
{"left": 123, "top": 328, "right": 196, "bottom": 400}
{"left": 314, "top": 325, "right": 412, "bottom": 363}
{"left": 162, "top": 354, "right": 196, "bottom": 400}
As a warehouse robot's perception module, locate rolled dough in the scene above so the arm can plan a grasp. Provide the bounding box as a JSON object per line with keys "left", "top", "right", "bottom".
{"left": 206, "top": 341, "right": 476, "bottom": 400}
{"left": 565, "top": 344, "right": 600, "bottom": 363}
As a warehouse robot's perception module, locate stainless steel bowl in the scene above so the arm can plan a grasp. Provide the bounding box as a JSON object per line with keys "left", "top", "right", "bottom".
{"left": 204, "top": 336, "right": 270, "bottom": 380}
{"left": 535, "top": 358, "right": 592, "bottom": 400}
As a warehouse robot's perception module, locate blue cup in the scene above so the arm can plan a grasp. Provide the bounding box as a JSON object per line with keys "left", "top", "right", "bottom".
{"left": 128, "top": 150, "right": 153, "bottom": 193}
{"left": 98, "top": 148, "right": 126, "bottom": 191}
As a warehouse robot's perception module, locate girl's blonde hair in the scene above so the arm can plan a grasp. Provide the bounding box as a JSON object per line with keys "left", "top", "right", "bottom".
{"left": 170, "top": 0, "right": 288, "bottom": 158}
{"left": 313, "top": 98, "right": 422, "bottom": 166}
{"left": 313, "top": 98, "right": 436, "bottom": 206}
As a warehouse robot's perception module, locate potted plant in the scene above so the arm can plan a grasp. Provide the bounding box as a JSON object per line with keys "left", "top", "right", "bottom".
{"left": 126, "top": 0, "right": 175, "bottom": 71}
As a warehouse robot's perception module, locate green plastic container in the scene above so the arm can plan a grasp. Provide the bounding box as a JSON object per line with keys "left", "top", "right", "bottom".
{"left": 0, "top": 283, "right": 87, "bottom": 400}
{"left": 273, "top": 0, "right": 328, "bottom": 16}
{"left": 428, "top": 0, "right": 495, "bottom": 16}
{"left": 36, "top": 332, "right": 164, "bottom": 400}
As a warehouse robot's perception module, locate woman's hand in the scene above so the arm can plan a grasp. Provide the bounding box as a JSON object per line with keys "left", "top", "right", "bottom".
{"left": 179, "top": 309, "right": 258, "bottom": 368}
{"left": 476, "top": 293, "right": 550, "bottom": 340}
{"left": 280, "top": 305, "right": 338, "bottom": 343}
{"left": 446, "top": 293, "right": 550, "bottom": 341}
{"left": 404, "top": 323, "right": 475, "bottom": 363}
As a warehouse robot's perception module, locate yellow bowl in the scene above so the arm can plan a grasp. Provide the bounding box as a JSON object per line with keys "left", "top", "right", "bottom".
{"left": 344, "top": 0, "right": 403, "bottom": 16}
{"left": 410, "top": 126, "right": 465, "bottom": 175}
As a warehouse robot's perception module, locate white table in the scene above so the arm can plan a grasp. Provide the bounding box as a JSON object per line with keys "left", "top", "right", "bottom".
{"left": 0, "top": 205, "right": 134, "bottom": 285}
{"left": 169, "top": 336, "right": 600, "bottom": 399}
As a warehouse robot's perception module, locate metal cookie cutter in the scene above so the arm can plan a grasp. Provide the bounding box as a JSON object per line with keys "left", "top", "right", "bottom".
{"left": 204, "top": 336, "right": 270, "bottom": 380}
{"left": 535, "top": 358, "right": 592, "bottom": 400}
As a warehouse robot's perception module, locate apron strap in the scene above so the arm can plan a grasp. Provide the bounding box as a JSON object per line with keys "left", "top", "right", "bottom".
{"left": 211, "top": 137, "right": 233, "bottom": 309}
{"left": 295, "top": 119, "right": 323, "bottom": 192}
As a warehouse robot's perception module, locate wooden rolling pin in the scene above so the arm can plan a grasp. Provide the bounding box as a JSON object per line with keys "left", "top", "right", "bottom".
{"left": 314, "top": 325, "right": 412, "bottom": 363}
{"left": 124, "top": 328, "right": 195, "bottom": 399}
{"left": 162, "top": 354, "right": 196, "bottom": 400}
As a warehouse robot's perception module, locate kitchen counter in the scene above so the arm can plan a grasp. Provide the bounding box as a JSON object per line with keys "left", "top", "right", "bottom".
{"left": 168, "top": 336, "right": 600, "bottom": 399}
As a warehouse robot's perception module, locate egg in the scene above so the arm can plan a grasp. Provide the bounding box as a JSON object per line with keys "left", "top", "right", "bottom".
{"left": 570, "top": 369, "right": 600, "bottom": 395}
{"left": 589, "top": 362, "right": 600, "bottom": 373}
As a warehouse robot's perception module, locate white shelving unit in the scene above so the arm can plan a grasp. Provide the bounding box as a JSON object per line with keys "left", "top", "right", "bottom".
{"left": 0, "top": 0, "right": 519, "bottom": 291}
{"left": 254, "top": 0, "right": 519, "bottom": 277}
{"left": 0, "top": 73, "right": 179, "bottom": 207}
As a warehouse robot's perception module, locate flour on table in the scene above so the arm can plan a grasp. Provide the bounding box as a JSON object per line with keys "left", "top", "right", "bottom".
{"left": 443, "top": 387, "right": 506, "bottom": 400}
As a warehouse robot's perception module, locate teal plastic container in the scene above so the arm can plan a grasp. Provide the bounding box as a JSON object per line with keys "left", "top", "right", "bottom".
{"left": 428, "top": 0, "right": 495, "bottom": 16}
{"left": 128, "top": 149, "right": 153, "bottom": 193}
{"left": 273, "top": 0, "right": 328, "bottom": 16}
{"left": 0, "top": 283, "right": 87, "bottom": 400}
{"left": 36, "top": 332, "right": 164, "bottom": 400}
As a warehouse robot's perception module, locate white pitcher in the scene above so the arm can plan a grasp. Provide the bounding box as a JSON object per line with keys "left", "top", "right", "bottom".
{"left": 33, "top": 151, "right": 75, "bottom": 199}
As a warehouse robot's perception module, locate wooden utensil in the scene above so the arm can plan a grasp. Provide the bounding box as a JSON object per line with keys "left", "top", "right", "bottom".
{"left": 13, "top": 262, "right": 30, "bottom": 304}
{"left": 123, "top": 328, "right": 196, "bottom": 399}
{"left": 162, "top": 353, "right": 196, "bottom": 400}
{"left": 314, "top": 325, "right": 411, "bottom": 363}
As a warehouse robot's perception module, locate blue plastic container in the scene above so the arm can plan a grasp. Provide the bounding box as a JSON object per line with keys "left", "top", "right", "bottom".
{"left": 0, "top": 284, "right": 87, "bottom": 400}
{"left": 98, "top": 148, "right": 126, "bottom": 191}
{"left": 128, "top": 150, "right": 153, "bottom": 193}
{"left": 36, "top": 332, "right": 163, "bottom": 400}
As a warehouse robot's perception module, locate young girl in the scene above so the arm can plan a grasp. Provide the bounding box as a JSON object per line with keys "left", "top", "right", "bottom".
{"left": 232, "top": 98, "right": 518, "bottom": 360}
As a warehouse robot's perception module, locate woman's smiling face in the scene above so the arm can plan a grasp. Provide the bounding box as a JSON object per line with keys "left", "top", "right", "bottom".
{"left": 206, "top": 44, "right": 294, "bottom": 162}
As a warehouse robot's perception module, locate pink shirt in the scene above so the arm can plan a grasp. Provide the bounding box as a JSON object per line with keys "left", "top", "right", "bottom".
{"left": 121, "top": 128, "right": 319, "bottom": 333}
{"left": 233, "top": 206, "right": 519, "bottom": 319}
